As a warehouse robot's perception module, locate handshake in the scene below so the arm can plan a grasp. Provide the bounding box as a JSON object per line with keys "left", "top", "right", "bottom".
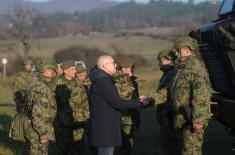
{"left": 139, "top": 95, "right": 153, "bottom": 106}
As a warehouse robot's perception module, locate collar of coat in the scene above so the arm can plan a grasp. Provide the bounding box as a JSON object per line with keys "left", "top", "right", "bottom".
{"left": 89, "top": 67, "right": 114, "bottom": 82}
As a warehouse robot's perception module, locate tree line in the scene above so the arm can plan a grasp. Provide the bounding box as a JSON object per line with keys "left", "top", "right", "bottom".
{"left": 70, "top": 1, "right": 220, "bottom": 32}
{"left": 1, "top": 1, "right": 220, "bottom": 39}
{"left": 0, "top": 0, "right": 221, "bottom": 58}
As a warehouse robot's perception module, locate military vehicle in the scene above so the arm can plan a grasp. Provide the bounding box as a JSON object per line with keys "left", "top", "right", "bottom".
{"left": 197, "top": 0, "right": 235, "bottom": 136}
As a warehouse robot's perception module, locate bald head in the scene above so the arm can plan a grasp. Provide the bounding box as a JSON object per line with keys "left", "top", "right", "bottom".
{"left": 97, "top": 55, "right": 117, "bottom": 75}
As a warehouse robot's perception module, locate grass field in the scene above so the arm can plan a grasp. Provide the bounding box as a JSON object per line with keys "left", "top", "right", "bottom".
{"left": 0, "top": 27, "right": 172, "bottom": 61}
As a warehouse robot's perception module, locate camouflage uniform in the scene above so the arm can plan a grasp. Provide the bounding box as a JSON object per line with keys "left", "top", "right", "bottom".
{"left": 14, "top": 59, "right": 35, "bottom": 113}
{"left": 114, "top": 70, "right": 140, "bottom": 155}
{"left": 24, "top": 60, "right": 57, "bottom": 155}
{"left": 82, "top": 77, "right": 91, "bottom": 93}
{"left": 54, "top": 75, "right": 89, "bottom": 155}
{"left": 151, "top": 49, "right": 179, "bottom": 155}
{"left": 75, "top": 64, "right": 92, "bottom": 153}
{"left": 171, "top": 37, "right": 212, "bottom": 155}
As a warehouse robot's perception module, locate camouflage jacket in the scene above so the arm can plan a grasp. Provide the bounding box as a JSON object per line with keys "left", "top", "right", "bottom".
{"left": 171, "top": 56, "right": 212, "bottom": 128}
{"left": 14, "top": 71, "right": 36, "bottom": 112}
{"left": 130, "top": 76, "right": 139, "bottom": 98}
{"left": 152, "top": 68, "right": 176, "bottom": 105}
{"left": 55, "top": 76, "right": 89, "bottom": 128}
{"left": 83, "top": 77, "right": 91, "bottom": 94}
{"left": 14, "top": 71, "right": 35, "bottom": 94}
{"left": 114, "top": 72, "right": 134, "bottom": 100}
{"left": 26, "top": 75, "right": 57, "bottom": 141}
{"left": 151, "top": 68, "right": 176, "bottom": 123}
{"left": 114, "top": 73, "right": 140, "bottom": 126}
{"left": 130, "top": 76, "right": 141, "bottom": 127}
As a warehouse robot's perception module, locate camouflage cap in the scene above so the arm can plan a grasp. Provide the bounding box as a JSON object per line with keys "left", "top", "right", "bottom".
{"left": 174, "top": 36, "right": 199, "bottom": 52}
{"left": 157, "top": 49, "right": 175, "bottom": 60}
{"left": 61, "top": 60, "right": 75, "bottom": 70}
{"left": 55, "top": 58, "right": 63, "bottom": 64}
{"left": 23, "top": 58, "right": 33, "bottom": 65}
{"left": 36, "top": 60, "right": 57, "bottom": 73}
{"left": 119, "top": 60, "right": 135, "bottom": 68}
{"left": 76, "top": 64, "right": 86, "bottom": 73}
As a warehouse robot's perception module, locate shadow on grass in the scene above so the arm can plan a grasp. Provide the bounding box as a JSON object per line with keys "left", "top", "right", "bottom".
{"left": 0, "top": 113, "right": 27, "bottom": 155}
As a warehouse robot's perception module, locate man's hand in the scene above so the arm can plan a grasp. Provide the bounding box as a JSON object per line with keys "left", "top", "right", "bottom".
{"left": 40, "top": 139, "right": 49, "bottom": 144}
{"left": 139, "top": 95, "right": 152, "bottom": 105}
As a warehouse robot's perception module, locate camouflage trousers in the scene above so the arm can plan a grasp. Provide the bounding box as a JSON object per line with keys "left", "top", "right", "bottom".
{"left": 73, "top": 128, "right": 85, "bottom": 154}
{"left": 24, "top": 120, "right": 49, "bottom": 155}
{"left": 159, "top": 118, "right": 181, "bottom": 155}
{"left": 181, "top": 127, "right": 205, "bottom": 155}
{"left": 174, "top": 123, "right": 207, "bottom": 155}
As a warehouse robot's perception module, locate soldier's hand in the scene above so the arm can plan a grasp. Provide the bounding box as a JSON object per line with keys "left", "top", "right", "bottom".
{"left": 40, "top": 139, "right": 48, "bottom": 144}
{"left": 192, "top": 123, "right": 204, "bottom": 133}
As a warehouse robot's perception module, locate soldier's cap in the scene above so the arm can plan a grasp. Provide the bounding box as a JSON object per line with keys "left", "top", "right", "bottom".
{"left": 76, "top": 64, "right": 87, "bottom": 74}
{"left": 116, "top": 64, "right": 122, "bottom": 70}
{"left": 173, "top": 36, "right": 199, "bottom": 52}
{"left": 23, "top": 58, "right": 33, "bottom": 65}
{"left": 61, "top": 60, "right": 75, "bottom": 70}
{"left": 119, "top": 61, "right": 135, "bottom": 68}
{"left": 55, "top": 58, "right": 63, "bottom": 64}
{"left": 157, "top": 49, "right": 175, "bottom": 60}
{"left": 36, "top": 60, "right": 57, "bottom": 73}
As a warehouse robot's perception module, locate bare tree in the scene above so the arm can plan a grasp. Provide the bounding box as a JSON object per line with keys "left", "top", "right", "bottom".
{"left": 4, "top": 5, "right": 42, "bottom": 58}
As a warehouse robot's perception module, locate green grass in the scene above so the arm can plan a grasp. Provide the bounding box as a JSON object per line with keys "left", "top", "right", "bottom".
{"left": 0, "top": 78, "right": 15, "bottom": 105}
{"left": 0, "top": 27, "right": 173, "bottom": 60}
{"left": 0, "top": 105, "right": 27, "bottom": 155}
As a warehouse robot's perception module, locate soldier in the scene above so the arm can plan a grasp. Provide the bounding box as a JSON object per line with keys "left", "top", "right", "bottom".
{"left": 24, "top": 60, "right": 57, "bottom": 155}
{"left": 114, "top": 61, "right": 140, "bottom": 155}
{"left": 14, "top": 58, "right": 35, "bottom": 113}
{"left": 151, "top": 49, "right": 178, "bottom": 155}
{"left": 54, "top": 60, "right": 89, "bottom": 155}
{"left": 75, "top": 61, "right": 92, "bottom": 152}
{"left": 122, "top": 63, "right": 141, "bottom": 131}
{"left": 172, "top": 36, "right": 212, "bottom": 155}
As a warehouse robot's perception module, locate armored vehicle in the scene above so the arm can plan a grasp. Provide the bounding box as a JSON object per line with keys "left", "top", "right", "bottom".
{"left": 198, "top": 0, "right": 235, "bottom": 136}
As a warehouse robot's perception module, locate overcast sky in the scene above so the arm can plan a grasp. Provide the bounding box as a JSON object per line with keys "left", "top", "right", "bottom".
{"left": 23, "top": 0, "right": 209, "bottom": 3}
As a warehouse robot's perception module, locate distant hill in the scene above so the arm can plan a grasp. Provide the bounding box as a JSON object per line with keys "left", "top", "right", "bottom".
{"left": 72, "top": 1, "right": 221, "bottom": 31}
{"left": 0, "top": 0, "right": 117, "bottom": 13}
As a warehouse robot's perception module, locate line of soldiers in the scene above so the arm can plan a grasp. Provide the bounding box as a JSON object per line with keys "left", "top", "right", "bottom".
{"left": 151, "top": 36, "right": 213, "bottom": 155}
{"left": 13, "top": 57, "right": 140, "bottom": 155}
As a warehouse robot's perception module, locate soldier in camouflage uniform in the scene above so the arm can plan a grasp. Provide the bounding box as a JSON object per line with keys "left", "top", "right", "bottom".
{"left": 14, "top": 58, "right": 35, "bottom": 113}
{"left": 75, "top": 62, "right": 92, "bottom": 152}
{"left": 54, "top": 60, "right": 89, "bottom": 155}
{"left": 24, "top": 60, "right": 57, "bottom": 155}
{"left": 171, "top": 36, "right": 212, "bottom": 155}
{"left": 114, "top": 62, "right": 140, "bottom": 155}
{"left": 150, "top": 49, "right": 179, "bottom": 155}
